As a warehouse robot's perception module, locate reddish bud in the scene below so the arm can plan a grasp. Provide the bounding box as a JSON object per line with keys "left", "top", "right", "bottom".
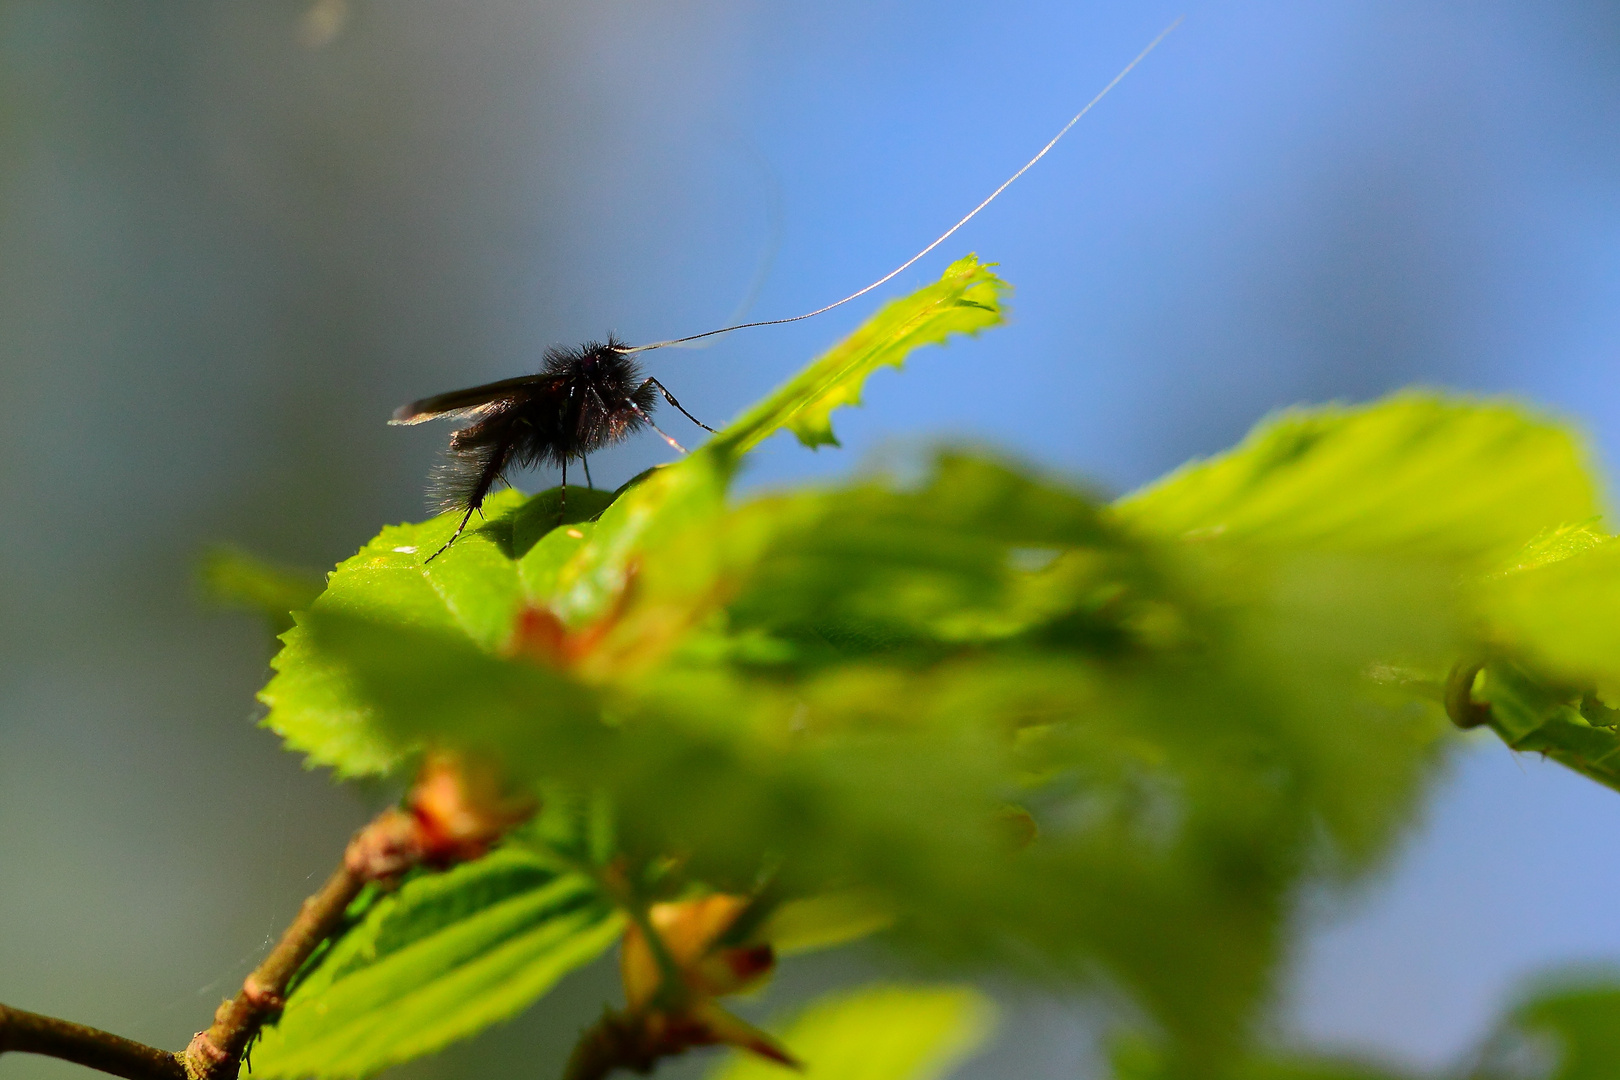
{"left": 407, "top": 751, "right": 536, "bottom": 867}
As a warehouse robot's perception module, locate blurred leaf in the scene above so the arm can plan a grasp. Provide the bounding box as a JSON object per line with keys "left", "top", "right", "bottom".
{"left": 305, "top": 449, "right": 1460, "bottom": 1068}
{"left": 1116, "top": 394, "right": 1597, "bottom": 564}
{"left": 546, "top": 452, "right": 732, "bottom": 631}
{"left": 759, "top": 891, "right": 896, "bottom": 956}
{"left": 710, "top": 255, "right": 1008, "bottom": 455}
{"left": 718, "top": 452, "right": 1122, "bottom": 657}
{"left": 262, "top": 261, "right": 1619, "bottom": 1080}
{"left": 1475, "top": 975, "right": 1620, "bottom": 1080}
{"left": 1456, "top": 520, "right": 1620, "bottom": 793}
{"left": 1479, "top": 526, "right": 1620, "bottom": 697}
{"left": 1111, "top": 1033, "right": 1415, "bottom": 1080}
{"left": 198, "top": 545, "right": 324, "bottom": 634}
{"left": 706, "top": 985, "right": 995, "bottom": 1080}
{"left": 301, "top": 610, "right": 607, "bottom": 777}
{"left": 251, "top": 848, "right": 623, "bottom": 1080}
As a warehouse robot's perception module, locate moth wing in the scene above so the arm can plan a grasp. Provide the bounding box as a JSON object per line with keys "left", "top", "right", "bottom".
{"left": 389, "top": 373, "right": 567, "bottom": 425}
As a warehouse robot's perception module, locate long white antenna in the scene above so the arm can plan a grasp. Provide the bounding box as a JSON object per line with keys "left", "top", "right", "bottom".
{"left": 619, "top": 15, "right": 1183, "bottom": 355}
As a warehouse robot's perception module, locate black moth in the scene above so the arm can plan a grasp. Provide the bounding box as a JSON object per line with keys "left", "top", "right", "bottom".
{"left": 390, "top": 23, "right": 1175, "bottom": 562}
{"left": 389, "top": 336, "right": 712, "bottom": 561}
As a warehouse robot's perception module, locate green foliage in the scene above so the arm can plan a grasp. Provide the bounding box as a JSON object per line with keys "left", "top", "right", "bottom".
{"left": 250, "top": 848, "right": 623, "bottom": 1080}
{"left": 706, "top": 985, "right": 995, "bottom": 1080}
{"left": 1116, "top": 393, "right": 1596, "bottom": 563}
{"left": 712, "top": 254, "right": 1007, "bottom": 454}
{"left": 1467, "top": 660, "right": 1620, "bottom": 793}
{"left": 1111, "top": 1033, "right": 1412, "bottom": 1080}
{"left": 260, "top": 486, "right": 618, "bottom": 778}
{"left": 248, "top": 257, "right": 1620, "bottom": 1080}
{"left": 199, "top": 545, "right": 325, "bottom": 634}
{"left": 1460, "top": 521, "right": 1620, "bottom": 794}
{"left": 1478, "top": 974, "right": 1620, "bottom": 1080}
{"left": 1111, "top": 971, "right": 1620, "bottom": 1080}
{"left": 1479, "top": 524, "right": 1620, "bottom": 689}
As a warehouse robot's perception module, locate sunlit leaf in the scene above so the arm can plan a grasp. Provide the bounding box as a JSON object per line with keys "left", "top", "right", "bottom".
{"left": 259, "top": 488, "right": 602, "bottom": 777}
{"left": 1116, "top": 394, "right": 1597, "bottom": 564}
{"left": 1470, "top": 661, "right": 1620, "bottom": 794}
{"left": 759, "top": 891, "right": 896, "bottom": 956}
{"left": 304, "top": 447, "right": 1462, "bottom": 1067}
{"left": 706, "top": 985, "right": 995, "bottom": 1080}
{"left": 1480, "top": 526, "right": 1620, "bottom": 696}
{"left": 251, "top": 848, "right": 623, "bottom": 1079}
{"left": 710, "top": 255, "right": 1008, "bottom": 455}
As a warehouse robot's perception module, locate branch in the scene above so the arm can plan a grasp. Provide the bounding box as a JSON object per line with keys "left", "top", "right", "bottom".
{"left": 183, "top": 752, "right": 535, "bottom": 1080}
{"left": 182, "top": 808, "right": 418, "bottom": 1080}
{"left": 0, "top": 1002, "right": 185, "bottom": 1080}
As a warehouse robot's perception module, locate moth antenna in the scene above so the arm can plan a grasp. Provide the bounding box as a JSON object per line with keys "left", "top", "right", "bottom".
{"left": 618, "top": 15, "right": 1183, "bottom": 355}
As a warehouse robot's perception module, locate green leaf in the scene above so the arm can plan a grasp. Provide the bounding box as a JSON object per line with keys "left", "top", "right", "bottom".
{"left": 706, "top": 984, "right": 995, "bottom": 1080}
{"left": 546, "top": 452, "right": 732, "bottom": 628}
{"left": 1468, "top": 661, "right": 1620, "bottom": 794}
{"left": 250, "top": 848, "right": 623, "bottom": 1080}
{"left": 1479, "top": 526, "right": 1620, "bottom": 697}
{"left": 710, "top": 255, "right": 1008, "bottom": 456}
{"left": 1474, "top": 974, "right": 1620, "bottom": 1080}
{"left": 1116, "top": 394, "right": 1598, "bottom": 564}
{"left": 300, "top": 610, "right": 607, "bottom": 778}
{"left": 1111, "top": 1033, "right": 1415, "bottom": 1080}
{"left": 259, "top": 487, "right": 616, "bottom": 777}
{"left": 305, "top": 450, "right": 1456, "bottom": 1068}
{"left": 198, "top": 545, "right": 324, "bottom": 634}
{"left": 758, "top": 891, "right": 896, "bottom": 956}
{"left": 1458, "top": 523, "right": 1620, "bottom": 793}
{"left": 262, "top": 258, "right": 1011, "bottom": 774}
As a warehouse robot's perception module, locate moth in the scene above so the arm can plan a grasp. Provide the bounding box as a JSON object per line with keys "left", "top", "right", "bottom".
{"left": 392, "top": 19, "right": 1178, "bottom": 562}
{"left": 390, "top": 337, "right": 711, "bottom": 558}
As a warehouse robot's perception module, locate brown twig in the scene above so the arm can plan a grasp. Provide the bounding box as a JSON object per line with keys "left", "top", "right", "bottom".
{"left": 183, "top": 753, "right": 535, "bottom": 1080}
{"left": 2, "top": 754, "right": 531, "bottom": 1080}
{"left": 181, "top": 807, "right": 421, "bottom": 1080}
{"left": 0, "top": 1002, "right": 186, "bottom": 1080}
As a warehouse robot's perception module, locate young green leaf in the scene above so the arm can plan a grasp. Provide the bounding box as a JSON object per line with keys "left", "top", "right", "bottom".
{"left": 1116, "top": 394, "right": 1598, "bottom": 564}
{"left": 1480, "top": 976, "right": 1620, "bottom": 1080}
{"left": 706, "top": 985, "right": 995, "bottom": 1080}
{"left": 709, "top": 255, "right": 1008, "bottom": 456}
{"left": 250, "top": 848, "right": 623, "bottom": 1080}
{"left": 1110, "top": 1032, "right": 1415, "bottom": 1080}
{"left": 260, "top": 487, "right": 612, "bottom": 777}
{"left": 1469, "top": 661, "right": 1620, "bottom": 794}
{"left": 1479, "top": 527, "right": 1620, "bottom": 697}
{"left": 198, "top": 545, "right": 325, "bottom": 634}
{"left": 758, "top": 891, "right": 896, "bottom": 956}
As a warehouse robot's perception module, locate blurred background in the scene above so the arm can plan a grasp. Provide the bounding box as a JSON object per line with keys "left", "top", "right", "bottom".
{"left": 3, "top": 1, "right": 1620, "bottom": 1077}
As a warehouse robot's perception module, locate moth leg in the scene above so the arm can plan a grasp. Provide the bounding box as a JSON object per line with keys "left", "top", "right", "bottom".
{"left": 625, "top": 399, "right": 687, "bottom": 454}
{"left": 426, "top": 504, "right": 476, "bottom": 563}
{"left": 560, "top": 457, "right": 568, "bottom": 523}
{"left": 582, "top": 455, "right": 594, "bottom": 489}
{"left": 641, "top": 377, "right": 714, "bottom": 432}
{"left": 425, "top": 436, "right": 510, "bottom": 563}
